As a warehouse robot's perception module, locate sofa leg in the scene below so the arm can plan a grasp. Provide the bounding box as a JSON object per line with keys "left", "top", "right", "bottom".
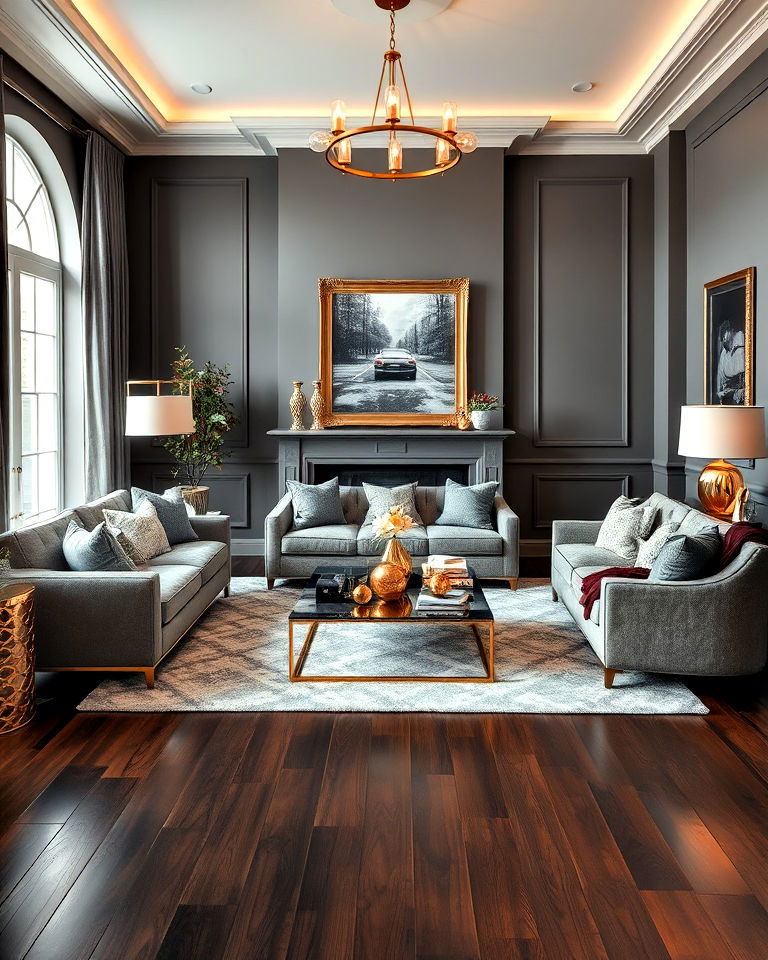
{"left": 552, "top": 587, "right": 559, "bottom": 602}
{"left": 604, "top": 668, "right": 621, "bottom": 689}
{"left": 223, "top": 584, "right": 230, "bottom": 598}
{"left": 267, "top": 578, "right": 275, "bottom": 590}
{"left": 508, "top": 578, "right": 519, "bottom": 590}
{"left": 144, "top": 668, "right": 155, "bottom": 689}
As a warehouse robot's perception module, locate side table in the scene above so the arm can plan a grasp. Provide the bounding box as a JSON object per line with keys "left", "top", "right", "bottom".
{"left": 0, "top": 583, "right": 36, "bottom": 735}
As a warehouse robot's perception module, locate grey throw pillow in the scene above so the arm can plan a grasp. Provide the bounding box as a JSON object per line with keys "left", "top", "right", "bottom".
{"left": 63, "top": 519, "right": 136, "bottom": 572}
{"left": 649, "top": 528, "right": 722, "bottom": 582}
{"left": 362, "top": 481, "right": 423, "bottom": 527}
{"left": 131, "top": 486, "right": 198, "bottom": 545}
{"left": 103, "top": 499, "right": 171, "bottom": 563}
{"left": 434, "top": 478, "right": 497, "bottom": 530}
{"left": 287, "top": 477, "right": 346, "bottom": 530}
{"left": 595, "top": 496, "right": 653, "bottom": 561}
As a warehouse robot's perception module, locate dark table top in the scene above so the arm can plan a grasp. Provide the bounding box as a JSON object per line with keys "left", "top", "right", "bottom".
{"left": 288, "top": 565, "right": 494, "bottom": 623}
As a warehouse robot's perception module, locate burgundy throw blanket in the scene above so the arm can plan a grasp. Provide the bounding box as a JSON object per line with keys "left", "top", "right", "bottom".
{"left": 578, "top": 521, "right": 768, "bottom": 620}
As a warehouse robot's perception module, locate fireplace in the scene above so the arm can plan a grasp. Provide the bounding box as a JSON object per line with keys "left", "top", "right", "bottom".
{"left": 313, "top": 463, "right": 470, "bottom": 488}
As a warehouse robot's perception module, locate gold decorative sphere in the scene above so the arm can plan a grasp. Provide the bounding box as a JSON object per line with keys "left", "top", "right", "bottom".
{"left": 351, "top": 604, "right": 372, "bottom": 618}
{"left": 351, "top": 583, "right": 373, "bottom": 605}
{"left": 426, "top": 572, "right": 451, "bottom": 596}
{"left": 370, "top": 561, "right": 408, "bottom": 601}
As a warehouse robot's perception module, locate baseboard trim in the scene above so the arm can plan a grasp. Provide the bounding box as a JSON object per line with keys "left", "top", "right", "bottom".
{"left": 232, "top": 538, "right": 265, "bottom": 556}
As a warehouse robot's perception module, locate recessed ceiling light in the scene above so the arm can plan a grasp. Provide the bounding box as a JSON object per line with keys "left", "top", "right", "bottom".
{"left": 571, "top": 81, "right": 594, "bottom": 93}
{"left": 191, "top": 82, "right": 213, "bottom": 95}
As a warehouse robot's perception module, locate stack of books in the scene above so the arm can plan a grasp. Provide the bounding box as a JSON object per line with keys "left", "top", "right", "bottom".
{"left": 417, "top": 555, "right": 473, "bottom": 613}
{"left": 415, "top": 586, "right": 472, "bottom": 614}
{"left": 421, "top": 554, "right": 473, "bottom": 589}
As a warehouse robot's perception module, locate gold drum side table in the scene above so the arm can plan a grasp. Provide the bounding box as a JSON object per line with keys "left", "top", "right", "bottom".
{"left": 0, "top": 583, "right": 36, "bottom": 735}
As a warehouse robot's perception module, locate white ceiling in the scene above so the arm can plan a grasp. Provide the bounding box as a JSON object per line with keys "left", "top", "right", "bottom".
{"left": 69, "top": 0, "right": 709, "bottom": 122}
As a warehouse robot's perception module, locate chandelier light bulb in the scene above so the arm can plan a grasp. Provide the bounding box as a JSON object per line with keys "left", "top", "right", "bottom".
{"left": 384, "top": 84, "right": 401, "bottom": 122}
{"left": 454, "top": 131, "right": 478, "bottom": 154}
{"left": 330, "top": 99, "right": 347, "bottom": 134}
{"left": 308, "top": 130, "right": 333, "bottom": 152}
{"left": 336, "top": 137, "right": 352, "bottom": 165}
{"left": 388, "top": 135, "right": 403, "bottom": 173}
{"left": 435, "top": 137, "right": 451, "bottom": 166}
{"left": 442, "top": 101, "right": 458, "bottom": 133}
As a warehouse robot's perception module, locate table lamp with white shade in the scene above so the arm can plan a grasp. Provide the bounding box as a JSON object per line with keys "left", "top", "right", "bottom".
{"left": 125, "top": 380, "right": 195, "bottom": 436}
{"left": 678, "top": 405, "right": 767, "bottom": 519}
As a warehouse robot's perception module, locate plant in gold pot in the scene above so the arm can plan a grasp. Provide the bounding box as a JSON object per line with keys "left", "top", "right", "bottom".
{"left": 161, "top": 347, "right": 239, "bottom": 514}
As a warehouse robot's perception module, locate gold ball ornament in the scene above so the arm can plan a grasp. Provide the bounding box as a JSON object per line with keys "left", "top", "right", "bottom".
{"left": 426, "top": 572, "right": 451, "bottom": 597}
{"left": 369, "top": 561, "right": 408, "bottom": 601}
{"left": 351, "top": 583, "right": 373, "bottom": 605}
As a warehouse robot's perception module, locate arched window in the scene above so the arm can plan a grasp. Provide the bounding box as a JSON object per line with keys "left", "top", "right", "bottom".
{"left": 5, "top": 136, "right": 62, "bottom": 527}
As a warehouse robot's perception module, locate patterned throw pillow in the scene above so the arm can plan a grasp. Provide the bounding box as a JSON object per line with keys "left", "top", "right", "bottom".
{"left": 635, "top": 520, "right": 679, "bottom": 568}
{"left": 434, "top": 478, "right": 497, "bottom": 530}
{"left": 131, "top": 486, "right": 198, "bottom": 545}
{"left": 286, "top": 477, "right": 346, "bottom": 530}
{"left": 595, "top": 496, "right": 653, "bottom": 561}
{"left": 62, "top": 519, "right": 136, "bottom": 572}
{"left": 103, "top": 499, "right": 171, "bottom": 563}
{"left": 362, "top": 481, "right": 423, "bottom": 527}
{"left": 649, "top": 528, "right": 722, "bottom": 582}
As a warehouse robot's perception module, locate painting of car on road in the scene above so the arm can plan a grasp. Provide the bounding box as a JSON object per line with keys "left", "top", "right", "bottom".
{"left": 318, "top": 278, "right": 468, "bottom": 426}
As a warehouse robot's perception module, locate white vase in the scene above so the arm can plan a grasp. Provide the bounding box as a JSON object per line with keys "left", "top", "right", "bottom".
{"left": 470, "top": 410, "right": 495, "bottom": 430}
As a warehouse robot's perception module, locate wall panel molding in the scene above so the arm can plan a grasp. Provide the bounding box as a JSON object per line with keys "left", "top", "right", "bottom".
{"left": 150, "top": 470, "right": 251, "bottom": 529}
{"left": 532, "top": 472, "right": 631, "bottom": 529}
{"left": 533, "top": 177, "right": 629, "bottom": 448}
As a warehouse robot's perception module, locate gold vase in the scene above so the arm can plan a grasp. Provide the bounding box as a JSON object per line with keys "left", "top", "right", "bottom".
{"left": 180, "top": 485, "right": 210, "bottom": 515}
{"left": 289, "top": 381, "right": 307, "bottom": 431}
{"left": 382, "top": 536, "right": 412, "bottom": 576}
{"left": 310, "top": 380, "right": 325, "bottom": 430}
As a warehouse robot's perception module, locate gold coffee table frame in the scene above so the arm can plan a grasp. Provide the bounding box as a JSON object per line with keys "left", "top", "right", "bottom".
{"left": 288, "top": 618, "right": 495, "bottom": 683}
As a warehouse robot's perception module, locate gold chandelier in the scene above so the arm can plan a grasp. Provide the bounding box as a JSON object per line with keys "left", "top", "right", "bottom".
{"left": 308, "top": 0, "right": 477, "bottom": 179}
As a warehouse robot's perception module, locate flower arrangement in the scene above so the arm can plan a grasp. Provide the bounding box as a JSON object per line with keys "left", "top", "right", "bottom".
{"left": 161, "top": 346, "right": 239, "bottom": 488}
{"left": 468, "top": 391, "right": 500, "bottom": 412}
{"left": 371, "top": 505, "right": 414, "bottom": 540}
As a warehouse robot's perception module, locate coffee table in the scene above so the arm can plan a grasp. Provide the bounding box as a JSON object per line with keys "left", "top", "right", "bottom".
{"left": 288, "top": 565, "right": 495, "bottom": 683}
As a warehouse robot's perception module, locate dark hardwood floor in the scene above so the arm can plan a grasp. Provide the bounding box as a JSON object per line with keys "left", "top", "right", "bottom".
{"left": 1, "top": 559, "right": 767, "bottom": 959}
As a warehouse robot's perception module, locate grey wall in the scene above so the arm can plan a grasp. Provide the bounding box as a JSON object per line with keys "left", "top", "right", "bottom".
{"left": 505, "top": 155, "right": 656, "bottom": 542}
{"left": 686, "top": 48, "right": 768, "bottom": 520}
{"left": 125, "top": 156, "right": 279, "bottom": 543}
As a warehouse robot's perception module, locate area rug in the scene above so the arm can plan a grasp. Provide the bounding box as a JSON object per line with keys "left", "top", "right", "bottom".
{"left": 77, "top": 579, "right": 707, "bottom": 714}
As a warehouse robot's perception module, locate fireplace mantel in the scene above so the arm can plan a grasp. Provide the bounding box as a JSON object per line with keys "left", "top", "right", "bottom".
{"left": 267, "top": 428, "right": 515, "bottom": 490}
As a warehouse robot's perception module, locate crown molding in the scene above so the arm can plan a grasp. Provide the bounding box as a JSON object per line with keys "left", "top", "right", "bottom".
{"left": 1, "top": 0, "right": 767, "bottom": 156}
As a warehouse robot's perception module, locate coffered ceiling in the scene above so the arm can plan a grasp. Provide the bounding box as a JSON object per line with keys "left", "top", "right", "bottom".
{"left": 1, "top": 0, "right": 768, "bottom": 154}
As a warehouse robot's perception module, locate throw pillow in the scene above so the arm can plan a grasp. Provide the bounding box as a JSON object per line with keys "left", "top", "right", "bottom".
{"left": 286, "top": 477, "right": 346, "bottom": 530}
{"left": 62, "top": 519, "right": 136, "bottom": 572}
{"left": 635, "top": 520, "right": 680, "bottom": 568}
{"left": 131, "top": 486, "right": 198, "bottom": 545}
{"left": 362, "top": 481, "right": 424, "bottom": 527}
{"left": 649, "top": 528, "right": 722, "bottom": 582}
{"left": 434, "top": 478, "right": 497, "bottom": 530}
{"left": 103, "top": 499, "right": 171, "bottom": 563}
{"left": 595, "top": 496, "right": 652, "bottom": 561}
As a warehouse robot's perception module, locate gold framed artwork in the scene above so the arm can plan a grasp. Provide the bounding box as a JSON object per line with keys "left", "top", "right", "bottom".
{"left": 704, "top": 267, "right": 755, "bottom": 406}
{"left": 318, "top": 277, "right": 468, "bottom": 426}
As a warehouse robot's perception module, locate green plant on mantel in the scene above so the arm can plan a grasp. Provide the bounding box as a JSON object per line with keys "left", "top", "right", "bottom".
{"left": 468, "top": 391, "right": 501, "bottom": 412}
{"left": 161, "top": 346, "right": 239, "bottom": 488}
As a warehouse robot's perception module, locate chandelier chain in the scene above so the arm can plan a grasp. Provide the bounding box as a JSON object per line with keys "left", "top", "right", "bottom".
{"left": 389, "top": 4, "right": 396, "bottom": 50}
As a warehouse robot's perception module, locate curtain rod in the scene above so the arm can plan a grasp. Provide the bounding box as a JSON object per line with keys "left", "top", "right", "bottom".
{"left": 3, "top": 75, "right": 88, "bottom": 139}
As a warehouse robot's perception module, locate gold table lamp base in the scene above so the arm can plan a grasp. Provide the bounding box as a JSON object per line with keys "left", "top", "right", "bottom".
{"left": 697, "top": 459, "right": 744, "bottom": 521}
{"left": 0, "top": 583, "right": 36, "bottom": 735}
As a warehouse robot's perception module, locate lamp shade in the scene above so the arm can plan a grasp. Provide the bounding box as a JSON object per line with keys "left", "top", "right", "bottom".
{"left": 678, "top": 405, "right": 767, "bottom": 460}
{"left": 125, "top": 395, "right": 195, "bottom": 436}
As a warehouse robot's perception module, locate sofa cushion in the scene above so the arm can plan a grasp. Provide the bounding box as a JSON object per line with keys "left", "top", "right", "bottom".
{"left": 62, "top": 519, "right": 135, "bottom": 572}
{"left": 10, "top": 510, "right": 76, "bottom": 570}
{"left": 643, "top": 492, "right": 693, "bottom": 530}
{"left": 149, "top": 540, "right": 228, "bottom": 585}
{"left": 104, "top": 500, "right": 172, "bottom": 563}
{"left": 286, "top": 477, "right": 346, "bottom": 530}
{"left": 282, "top": 524, "right": 359, "bottom": 556}
{"left": 554, "top": 543, "right": 629, "bottom": 580}
{"left": 433, "top": 478, "right": 497, "bottom": 530}
{"left": 570, "top": 564, "right": 612, "bottom": 594}
{"left": 357, "top": 525, "right": 429, "bottom": 557}
{"left": 362, "top": 482, "right": 424, "bottom": 527}
{"left": 132, "top": 486, "right": 198, "bottom": 545}
{"left": 595, "top": 496, "right": 651, "bottom": 561}
{"left": 649, "top": 529, "right": 722, "bottom": 582}
{"left": 677, "top": 509, "right": 728, "bottom": 537}
{"left": 427, "top": 525, "right": 503, "bottom": 556}
{"left": 74, "top": 490, "right": 131, "bottom": 531}
{"left": 635, "top": 520, "right": 680, "bottom": 569}
{"left": 146, "top": 563, "right": 202, "bottom": 624}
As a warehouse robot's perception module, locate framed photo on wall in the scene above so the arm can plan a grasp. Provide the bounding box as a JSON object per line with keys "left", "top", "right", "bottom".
{"left": 318, "top": 278, "right": 468, "bottom": 425}
{"left": 704, "top": 267, "right": 755, "bottom": 406}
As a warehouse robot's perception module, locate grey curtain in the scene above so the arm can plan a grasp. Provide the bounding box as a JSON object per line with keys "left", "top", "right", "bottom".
{"left": 82, "top": 130, "right": 129, "bottom": 498}
{"left": 0, "top": 57, "right": 10, "bottom": 531}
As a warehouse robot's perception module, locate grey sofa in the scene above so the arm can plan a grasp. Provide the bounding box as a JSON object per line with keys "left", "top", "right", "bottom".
{"left": 551, "top": 492, "right": 768, "bottom": 687}
{"left": 0, "top": 490, "right": 231, "bottom": 688}
{"left": 265, "top": 484, "right": 519, "bottom": 588}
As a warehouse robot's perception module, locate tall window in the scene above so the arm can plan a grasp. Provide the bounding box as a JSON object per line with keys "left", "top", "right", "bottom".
{"left": 5, "top": 136, "right": 62, "bottom": 527}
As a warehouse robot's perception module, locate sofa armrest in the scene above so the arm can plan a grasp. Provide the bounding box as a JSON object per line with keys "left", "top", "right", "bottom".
{"left": 264, "top": 492, "right": 294, "bottom": 578}
{"left": 189, "top": 514, "right": 231, "bottom": 547}
{"left": 494, "top": 494, "right": 520, "bottom": 577}
{"left": 600, "top": 543, "right": 768, "bottom": 675}
{"left": 551, "top": 519, "right": 602, "bottom": 550}
{"left": 1, "top": 568, "right": 162, "bottom": 668}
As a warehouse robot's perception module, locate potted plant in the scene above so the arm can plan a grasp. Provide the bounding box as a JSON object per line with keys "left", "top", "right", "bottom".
{"left": 468, "top": 392, "right": 502, "bottom": 430}
{"left": 161, "top": 347, "right": 239, "bottom": 515}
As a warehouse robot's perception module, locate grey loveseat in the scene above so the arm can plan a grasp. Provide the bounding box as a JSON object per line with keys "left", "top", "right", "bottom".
{"left": 265, "top": 484, "right": 519, "bottom": 588}
{"left": 551, "top": 492, "right": 768, "bottom": 687}
{"left": 0, "top": 489, "right": 231, "bottom": 687}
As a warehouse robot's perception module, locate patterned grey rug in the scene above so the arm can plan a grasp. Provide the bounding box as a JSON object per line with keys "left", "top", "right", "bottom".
{"left": 77, "top": 579, "right": 707, "bottom": 714}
